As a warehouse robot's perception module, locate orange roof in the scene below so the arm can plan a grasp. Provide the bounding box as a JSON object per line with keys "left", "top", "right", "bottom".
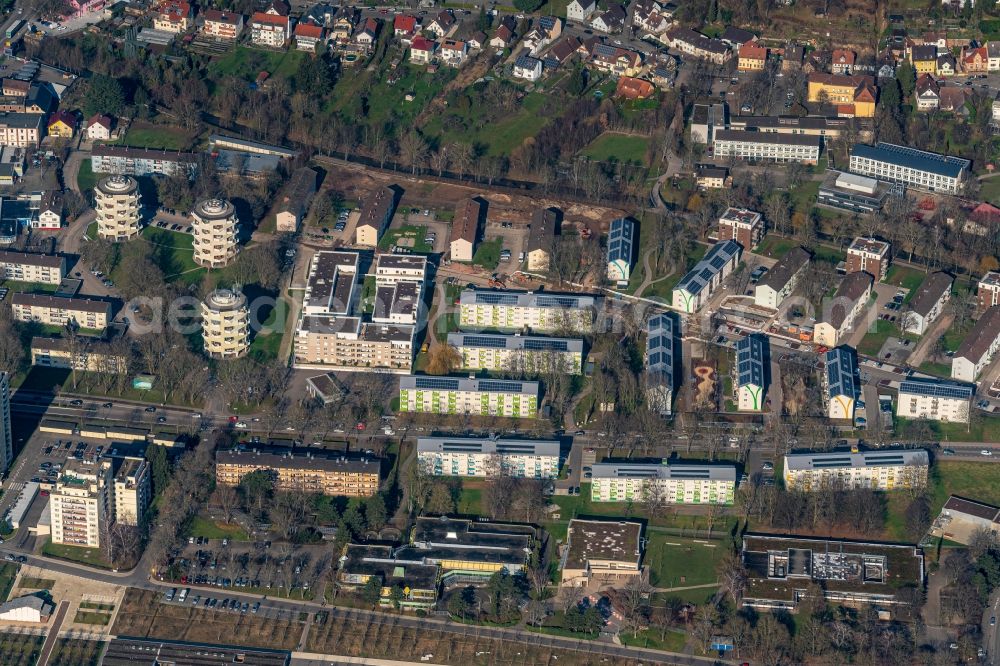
{"left": 251, "top": 11, "right": 287, "bottom": 26}
{"left": 738, "top": 42, "right": 767, "bottom": 61}
{"left": 832, "top": 48, "right": 855, "bottom": 65}
{"left": 394, "top": 15, "right": 417, "bottom": 32}
{"left": 295, "top": 22, "right": 323, "bottom": 38}
{"left": 615, "top": 76, "right": 654, "bottom": 99}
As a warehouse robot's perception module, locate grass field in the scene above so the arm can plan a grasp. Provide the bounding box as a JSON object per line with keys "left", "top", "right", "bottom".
{"left": 14, "top": 365, "right": 198, "bottom": 407}
{"left": 42, "top": 540, "right": 111, "bottom": 569}
{"left": 188, "top": 516, "right": 249, "bottom": 541}
{"left": 580, "top": 133, "right": 649, "bottom": 165}
{"left": 457, "top": 487, "right": 482, "bottom": 515}
{"left": 19, "top": 577, "right": 55, "bottom": 590}
{"left": 73, "top": 610, "right": 112, "bottom": 625}
{"left": 897, "top": 416, "right": 1000, "bottom": 443}
{"left": 857, "top": 319, "right": 916, "bottom": 357}
{"left": 919, "top": 360, "right": 952, "bottom": 377}
{"left": 941, "top": 321, "right": 971, "bottom": 353}
{"left": 644, "top": 534, "right": 724, "bottom": 588}
{"left": 76, "top": 158, "right": 99, "bottom": 193}
{"left": 930, "top": 462, "right": 1000, "bottom": 512}
{"left": 0, "top": 563, "right": 17, "bottom": 601}
{"left": 138, "top": 227, "right": 204, "bottom": 284}
{"left": 116, "top": 122, "right": 193, "bottom": 150}
{"left": 378, "top": 225, "right": 431, "bottom": 253}
{"left": 980, "top": 175, "right": 1000, "bottom": 205}
{"left": 472, "top": 238, "right": 503, "bottom": 269}
{"left": 619, "top": 628, "right": 687, "bottom": 653}
{"left": 885, "top": 265, "right": 926, "bottom": 295}
{"left": 209, "top": 46, "right": 303, "bottom": 82}
{"left": 756, "top": 235, "right": 796, "bottom": 260}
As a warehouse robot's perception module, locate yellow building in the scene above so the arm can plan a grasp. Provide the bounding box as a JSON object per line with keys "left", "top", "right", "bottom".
{"left": 806, "top": 73, "right": 878, "bottom": 118}
{"left": 46, "top": 112, "right": 75, "bottom": 138}
{"left": 910, "top": 44, "right": 937, "bottom": 76}
{"left": 215, "top": 448, "right": 381, "bottom": 497}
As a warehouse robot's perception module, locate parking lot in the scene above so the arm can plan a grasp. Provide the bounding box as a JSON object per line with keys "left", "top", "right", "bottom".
{"left": 481, "top": 218, "right": 529, "bottom": 269}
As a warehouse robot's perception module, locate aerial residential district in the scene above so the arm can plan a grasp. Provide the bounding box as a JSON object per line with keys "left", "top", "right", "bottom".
{"left": 0, "top": 1, "right": 999, "bottom": 666}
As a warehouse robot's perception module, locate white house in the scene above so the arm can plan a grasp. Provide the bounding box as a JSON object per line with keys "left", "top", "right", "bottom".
{"left": 85, "top": 114, "right": 112, "bottom": 141}
{"left": 813, "top": 272, "right": 872, "bottom": 348}
{"left": 567, "top": 0, "right": 596, "bottom": 22}
{"left": 0, "top": 595, "right": 53, "bottom": 622}
{"left": 952, "top": 306, "right": 1000, "bottom": 382}
{"left": 513, "top": 55, "right": 543, "bottom": 82}
{"left": 902, "top": 272, "right": 952, "bottom": 335}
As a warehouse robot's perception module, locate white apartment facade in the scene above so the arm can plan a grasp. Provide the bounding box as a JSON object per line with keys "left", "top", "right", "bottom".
{"left": 94, "top": 175, "right": 141, "bottom": 241}
{"left": 459, "top": 289, "right": 600, "bottom": 334}
{"left": 201, "top": 289, "right": 250, "bottom": 359}
{"left": 417, "top": 437, "right": 560, "bottom": 479}
{"left": 191, "top": 198, "right": 239, "bottom": 268}
{"left": 783, "top": 449, "right": 929, "bottom": 492}
{"left": 50, "top": 459, "right": 113, "bottom": 548}
{"left": 446, "top": 332, "right": 584, "bottom": 374}
{"left": 849, "top": 142, "right": 969, "bottom": 194}
{"left": 0, "top": 251, "right": 65, "bottom": 285}
{"left": 398, "top": 376, "right": 539, "bottom": 418}
{"left": 712, "top": 131, "right": 821, "bottom": 164}
{"left": 111, "top": 456, "right": 150, "bottom": 526}
{"left": 672, "top": 240, "right": 742, "bottom": 313}
{"left": 10, "top": 293, "right": 111, "bottom": 330}
{"left": 590, "top": 462, "right": 737, "bottom": 505}
{"left": 897, "top": 378, "right": 973, "bottom": 424}
{"left": 952, "top": 306, "right": 1000, "bottom": 382}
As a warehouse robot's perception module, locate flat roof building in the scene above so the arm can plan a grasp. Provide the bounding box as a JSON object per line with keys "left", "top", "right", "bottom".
{"left": 849, "top": 142, "right": 969, "bottom": 194}
{"left": 337, "top": 544, "right": 439, "bottom": 609}
{"left": 215, "top": 447, "right": 381, "bottom": 497}
{"left": 713, "top": 130, "right": 821, "bottom": 164}
{"left": 398, "top": 375, "right": 539, "bottom": 419}
{"left": 952, "top": 306, "right": 1000, "bottom": 382}
{"left": 672, "top": 240, "right": 742, "bottom": 313}
{"left": 447, "top": 332, "right": 584, "bottom": 374}
{"left": 978, "top": 271, "right": 1000, "bottom": 310}
{"left": 929, "top": 496, "right": 1000, "bottom": 546}
{"left": 399, "top": 517, "right": 535, "bottom": 583}
{"left": 846, "top": 236, "right": 891, "bottom": 281}
{"left": 417, "top": 436, "right": 560, "bottom": 478}
{"left": 718, "top": 207, "right": 764, "bottom": 250}
{"left": 561, "top": 520, "right": 643, "bottom": 586}
{"left": 101, "top": 638, "right": 290, "bottom": 666}
{"left": 783, "top": 449, "right": 929, "bottom": 492}
{"left": 10, "top": 293, "right": 111, "bottom": 331}
{"left": 824, "top": 346, "right": 860, "bottom": 420}
{"left": 818, "top": 170, "right": 898, "bottom": 214}
{"left": 898, "top": 377, "right": 974, "bottom": 424}
{"left": 590, "top": 461, "right": 736, "bottom": 505}
{"left": 459, "top": 289, "right": 601, "bottom": 334}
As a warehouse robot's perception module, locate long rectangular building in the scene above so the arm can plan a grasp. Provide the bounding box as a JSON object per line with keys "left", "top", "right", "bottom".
{"left": 0, "top": 112, "right": 43, "bottom": 147}
{"left": 590, "top": 461, "right": 736, "bottom": 504}
{"left": 0, "top": 250, "right": 65, "bottom": 284}
{"left": 459, "top": 289, "right": 600, "bottom": 334}
{"left": 849, "top": 142, "right": 969, "bottom": 194}
{"left": 91, "top": 145, "right": 197, "bottom": 178}
{"left": 824, "top": 346, "right": 860, "bottom": 420}
{"left": 817, "top": 170, "right": 898, "bottom": 214}
{"left": 446, "top": 332, "right": 583, "bottom": 374}
{"left": 399, "top": 375, "right": 539, "bottom": 418}
{"left": 728, "top": 115, "right": 869, "bottom": 138}
{"left": 672, "top": 240, "right": 742, "bottom": 313}
{"left": 10, "top": 293, "right": 111, "bottom": 330}
{"left": 898, "top": 377, "right": 973, "bottom": 423}
{"left": 712, "top": 130, "right": 821, "bottom": 164}
{"left": 783, "top": 449, "right": 929, "bottom": 492}
{"left": 952, "top": 306, "right": 1000, "bottom": 382}
{"left": 30, "top": 336, "right": 128, "bottom": 373}
{"left": 215, "top": 448, "right": 381, "bottom": 497}
{"left": 735, "top": 334, "right": 768, "bottom": 412}
{"left": 645, "top": 313, "right": 675, "bottom": 416}
{"left": 417, "top": 436, "right": 560, "bottom": 478}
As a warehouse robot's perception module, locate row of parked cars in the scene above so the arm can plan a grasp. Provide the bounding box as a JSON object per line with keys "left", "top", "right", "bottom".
{"left": 164, "top": 587, "right": 260, "bottom": 614}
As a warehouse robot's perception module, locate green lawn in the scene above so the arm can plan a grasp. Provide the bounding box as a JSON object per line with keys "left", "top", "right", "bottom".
{"left": 18, "top": 577, "right": 55, "bottom": 590}
{"left": 789, "top": 180, "right": 820, "bottom": 213}
{"left": 941, "top": 322, "right": 971, "bottom": 353}
{"left": 919, "top": 361, "right": 952, "bottom": 377}
{"left": 813, "top": 244, "right": 846, "bottom": 264}
{"left": 73, "top": 610, "right": 111, "bottom": 625}
{"left": 645, "top": 534, "right": 724, "bottom": 588}
{"left": 885, "top": 265, "right": 926, "bottom": 295}
{"left": 0, "top": 563, "right": 17, "bottom": 602}
{"left": 13, "top": 366, "right": 198, "bottom": 407}
{"left": 580, "top": 133, "right": 649, "bottom": 165}
{"left": 525, "top": 611, "right": 598, "bottom": 640}
{"left": 857, "top": 319, "right": 916, "bottom": 357}
{"left": 755, "top": 235, "right": 796, "bottom": 260}
{"left": 457, "top": 487, "right": 482, "bottom": 515}
{"left": 86, "top": 221, "right": 98, "bottom": 240}
{"left": 137, "top": 227, "right": 204, "bottom": 284}
{"left": 980, "top": 175, "right": 1000, "bottom": 205}
{"left": 2, "top": 280, "right": 59, "bottom": 294}
{"left": 472, "top": 238, "right": 503, "bottom": 270}
{"left": 42, "top": 540, "right": 111, "bottom": 569}
{"left": 930, "top": 462, "right": 1000, "bottom": 513}
{"left": 897, "top": 416, "right": 1000, "bottom": 444}
{"left": 619, "top": 628, "right": 687, "bottom": 653}
{"left": 378, "top": 225, "right": 431, "bottom": 253}
{"left": 429, "top": 91, "right": 550, "bottom": 157}
{"left": 209, "top": 46, "right": 292, "bottom": 81}
{"left": 188, "top": 516, "right": 249, "bottom": 541}
{"left": 115, "top": 123, "right": 193, "bottom": 151}
{"left": 76, "top": 158, "right": 98, "bottom": 193}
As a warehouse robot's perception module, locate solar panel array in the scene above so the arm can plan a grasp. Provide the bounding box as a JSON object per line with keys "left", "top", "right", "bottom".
{"left": 535, "top": 295, "right": 582, "bottom": 308}
{"left": 451, "top": 333, "right": 579, "bottom": 353}
{"left": 607, "top": 218, "right": 635, "bottom": 264}
{"left": 460, "top": 334, "right": 508, "bottom": 349}
{"left": 646, "top": 314, "right": 675, "bottom": 384}
{"left": 478, "top": 380, "right": 528, "bottom": 393}
{"left": 825, "top": 347, "right": 859, "bottom": 400}
{"left": 736, "top": 334, "right": 766, "bottom": 388}
{"left": 899, "top": 379, "right": 974, "bottom": 400}
{"left": 475, "top": 292, "right": 519, "bottom": 305}
{"left": 675, "top": 240, "right": 741, "bottom": 296}
{"left": 414, "top": 377, "right": 461, "bottom": 390}
{"left": 523, "top": 338, "right": 569, "bottom": 351}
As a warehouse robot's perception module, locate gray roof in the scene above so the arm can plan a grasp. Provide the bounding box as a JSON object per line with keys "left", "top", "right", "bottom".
{"left": 0, "top": 594, "right": 52, "bottom": 616}
{"left": 784, "top": 449, "right": 929, "bottom": 472}
{"left": 10, "top": 292, "right": 111, "bottom": 314}
{"left": 526, "top": 207, "right": 559, "bottom": 254}
{"left": 714, "top": 129, "right": 822, "bottom": 147}
{"left": 400, "top": 375, "right": 539, "bottom": 396}
{"left": 825, "top": 346, "right": 860, "bottom": 400}
{"left": 850, "top": 142, "right": 969, "bottom": 179}
{"left": 0, "top": 112, "right": 43, "bottom": 129}
{"left": 674, "top": 240, "right": 742, "bottom": 297}
{"left": 460, "top": 289, "right": 599, "bottom": 310}
{"left": 447, "top": 332, "right": 583, "bottom": 353}
{"left": 899, "top": 377, "right": 974, "bottom": 400}
{"left": 591, "top": 461, "right": 736, "bottom": 481}
{"left": 215, "top": 448, "right": 380, "bottom": 475}
{"left": 758, "top": 246, "right": 810, "bottom": 292}
{"left": 417, "top": 437, "right": 560, "bottom": 457}
{"left": 955, "top": 305, "right": 1000, "bottom": 364}
{"left": 0, "top": 250, "right": 63, "bottom": 268}
{"left": 908, "top": 271, "right": 952, "bottom": 317}
{"left": 736, "top": 333, "right": 767, "bottom": 390}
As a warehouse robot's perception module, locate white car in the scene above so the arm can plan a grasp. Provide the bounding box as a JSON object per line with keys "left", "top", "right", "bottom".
{"left": 982, "top": 449, "right": 993, "bottom": 456}
{"left": 235, "top": 421, "right": 248, "bottom": 429}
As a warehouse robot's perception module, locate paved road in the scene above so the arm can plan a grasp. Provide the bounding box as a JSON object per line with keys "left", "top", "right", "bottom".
{"left": 37, "top": 600, "right": 69, "bottom": 666}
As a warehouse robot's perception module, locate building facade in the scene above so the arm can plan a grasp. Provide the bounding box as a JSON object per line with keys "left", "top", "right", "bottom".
{"left": 216, "top": 448, "right": 380, "bottom": 497}
{"left": 30, "top": 336, "right": 128, "bottom": 374}
{"left": 91, "top": 146, "right": 197, "bottom": 178}
{"left": 813, "top": 272, "right": 872, "bottom": 347}
{"left": 459, "top": 289, "right": 600, "bottom": 334}
{"left": 979, "top": 272, "right": 1000, "bottom": 310}
{"left": 784, "top": 449, "right": 929, "bottom": 491}
{"left": 10, "top": 293, "right": 111, "bottom": 330}
{"left": 94, "top": 175, "right": 141, "bottom": 241}
{"left": 645, "top": 313, "right": 675, "bottom": 416}
{"left": 735, "top": 333, "right": 768, "bottom": 411}
{"left": 191, "top": 198, "right": 239, "bottom": 268}
{"left": 824, "top": 346, "right": 860, "bottom": 420}
{"left": 0, "top": 113, "right": 43, "bottom": 147}
{"left": 417, "top": 436, "right": 560, "bottom": 478}
{"left": 718, "top": 207, "right": 764, "bottom": 250}
{"left": 590, "top": 462, "right": 736, "bottom": 504}
{"left": 952, "top": 306, "right": 1000, "bottom": 382}
{"left": 898, "top": 378, "right": 973, "bottom": 423}
{"left": 201, "top": 289, "right": 250, "bottom": 359}
{"left": 849, "top": 142, "right": 969, "bottom": 194}
{"left": 450, "top": 198, "right": 482, "bottom": 262}
{"left": 754, "top": 246, "right": 810, "bottom": 310}
{"left": 903, "top": 271, "right": 952, "bottom": 335}
{"left": 672, "top": 240, "right": 742, "bottom": 313}
{"left": 846, "top": 236, "right": 890, "bottom": 281}
{"left": 355, "top": 186, "right": 397, "bottom": 246}
{"left": 561, "top": 520, "right": 643, "bottom": 586}
{"left": 111, "top": 456, "right": 150, "bottom": 526}
{"left": 0, "top": 250, "right": 64, "bottom": 284}
{"left": 712, "top": 130, "right": 821, "bottom": 164}
{"left": 398, "top": 375, "right": 539, "bottom": 418}
{"left": 50, "top": 459, "right": 113, "bottom": 548}
{"left": 447, "top": 332, "right": 583, "bottom": 374}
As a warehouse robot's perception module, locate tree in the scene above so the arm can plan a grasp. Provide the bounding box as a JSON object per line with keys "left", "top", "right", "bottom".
{"left": 389, "top": 584, "right": 404, "bottom": 609}
{"left": 361, "top": 575, "right": 382, "bottom": 605}
{"left": 214, "top": 485, "right": 239, "bottom": 525}
{"left": 425, "top": 481, "right": 455, "bottom": 515}
{"left": 239, "top": 470, "right": 274, "bottom": 520}
{"left": 896, "top": 61, "right": 916, "bottom": 99}
{"left": 365, "top": 494, "right": 387, "bottom": 531}
{"left": 513, "top": 0, "right": 542, "bottom": 11}
{"left": 904, "top": 494, "right": 931, "bottom": 541}
{"left": 426, "top": 345, "right": 462, "bottom": 375}
{"left": 83, "top": 74, "right": 125, "bottom": 117}
{"left": 145, "top": 444, "right": 171, "bottom": 498}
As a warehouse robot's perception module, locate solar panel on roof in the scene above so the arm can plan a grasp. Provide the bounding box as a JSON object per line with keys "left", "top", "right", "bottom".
{"left": 414, "top": 377, "right": 461, "bottom": 390}
{"left": 462, "top": 335, "right": 507, "bottom": 349}
{"left": 476, "top": 293, "right": 519, "bottom": 305}
{"left": 709, "top": 255, "right": 727, "bottom": 269}
{"left": 536, "top": 295, "right": 580, "bottom": 308}
{"left": 523, "top": 339, "right": 568, "bottom": 351}
{"left": 478, "top": 380, "right": 527, "bottom": 393}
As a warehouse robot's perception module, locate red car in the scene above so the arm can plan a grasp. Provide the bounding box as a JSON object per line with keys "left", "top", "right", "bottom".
{"left": 228, "top": 415, "right": 238, "bottom": 423}
{"left": 356, "top": 422, "right": 366, "bottom": 431}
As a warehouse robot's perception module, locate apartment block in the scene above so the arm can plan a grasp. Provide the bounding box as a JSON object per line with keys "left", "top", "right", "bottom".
{"left": 606, "top": 217, "right": 636, "bottom": 286}
{"left": 11, "top": 293, "right": 111, "bottom": 330}
{"left": 201, "top": 289, "right": 250, "bottom": 359}
{"left": 250, "top": 11, "right": 290, "bottom": 47}
{"left": 718, "top": 207, "right": 764, "bottom": 250}
{"left": 952, "top": 306, "right": 1000, "bottom": 382}
{"left": 191, "top": 198, "right": 239, "bottom": 268}
{"left": 846, "top": 236, "right": 890, "bottom": 281}
{"left": 645, "top": 312, "right": 675, "bottom": 416}
{"left": 215, "top": 448, "right": 380, "bottom": 497}
{"left": 561, "top": 520, "right": 643, "bottom": 586}
{"left": 754, "top": 246, "right": 810, "bottom": 310}
{"left": 783, "top": 449, "right": 929, "bottom": 492}
{"left": 111, "top": 455, "right": 150, "bottom": 526}
{"left": 813, "top": 272, "right": 872, "bottom": 348}
{"left": 590, "top": 461, "right": 736, "bottom": 504}
{"left": 0, "top": 113, "right": 43, "bottom": 147}
{"left": 201, "top": 9, "right": 244, "bottom": 39}
{"left": 450, "top": 198, "right": 482, "bottom": 262}
{"left": 902, "top": 271, "right": 952, "bottom": 335}
{"left": 94, "top": 175, "right": 142, "bottom": 241}
{"left": 355, "top": 186, "right": 398, "bottom": 246}
{"left": 979, "top": 272, "right": 1000, "bottom": 310}
{"left": 374, "top": 254, "right": 428, "bottom": 285}
{"left": 898, "top": 377, "right": 974, "bottom": 423}
{"left": 712, "top": 130, "right": 821, "bottom": 164}
{"left": 30, "top": 336, "right": 128, "bottom": 373}
{"left": 824, "top": 346, "right": 860, "bottom": 420}
{"left": 0, "top": 373, "right": 10, "bottom": 475}
{"left": 849, "top": 142, "right": 969, "bottom": 194}
{"left": 526, "top": 207, "right": 559, "bottom": 272}
{"left": 50, "top": 459, "right": 113, "bottom": 548}
{"left": 91, "top": 146, "right": 197, "bottom": 178}
{"left": 398, "top": 375, "right": 539, "bottom": 418}
{"left": 417, "top": 436, "right": 560, "bottom": 479}
{"left": 447, "top": 332, "right": 583, "bottom": 374}
{"left": 459, "top": 289, "right": 600, "bottom": 334}
{"left": 735, "top": 333, "right": 768, "bottom": 411}
{"left": 0, "top": 250, "right": 65, "bottom": 284}
{"left": 672, "top": 240, "right": 742, "bottom": 313}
